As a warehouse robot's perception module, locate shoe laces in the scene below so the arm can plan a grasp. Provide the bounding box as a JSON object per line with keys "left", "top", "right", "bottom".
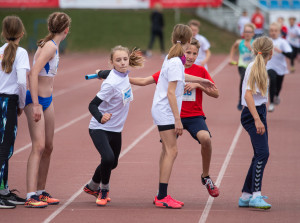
{"left": 100, "top": 189, "right": 108, "bottom": 199}
{"left": 8, "top": 189, "right": 20, "bottom": 197}
{"left": 30, "top": 195, "right": 41, "bottom": 201}
{"left": 42, "top": 192, "right": 52, "bottom": 198}
{"left": 204, "top": 178, "right": 215, "bottom": 189}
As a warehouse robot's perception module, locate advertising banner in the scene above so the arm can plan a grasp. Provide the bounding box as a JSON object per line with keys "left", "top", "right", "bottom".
{"left": 0, "top": 0, "right": 59, "bottom": 8}
{"left": 59, "top": 0, "right": 149, "bottom": 9}
{"left": 150, "top": 0, "right": 223, "bottom": 8}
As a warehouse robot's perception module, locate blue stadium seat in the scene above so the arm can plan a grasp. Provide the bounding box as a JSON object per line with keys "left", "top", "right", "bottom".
{"left": 259, "top": 0, "right": 268, "bottom": 7}
{"left": 282, "top": 0, "right": 291, "bottom": 8}
{"left": 293, "top": 0, "right": 300, "bottom": 8}
{"left": 270, "top": 0, "right": 280, "bottom": 8}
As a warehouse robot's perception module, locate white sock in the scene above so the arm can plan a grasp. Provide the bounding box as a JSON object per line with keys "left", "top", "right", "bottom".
{"left": 241, "top": 192, "right": 252, "bottom": 200}
{"left": 100, "top": 183, "right": 109, "bottom": 191}
{"left": 36, "top": 190, "right": 45, "bottom": 196}
{"left": 26, "top": 192, "right": 36, "bottom": 200}
{"left": 88, "top": 180, "right": 100, "bottom": 191}
{"left": 0, "top": 188, "right": 10, "bottom": 195}
{"left": 252, "top": 191, "right": 261, "bottom": 199}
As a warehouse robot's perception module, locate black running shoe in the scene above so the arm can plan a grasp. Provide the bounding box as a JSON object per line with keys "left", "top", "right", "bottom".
{"left": 0, "top": 189, "right": 26, "bottom": 205}
{"left": 0, "top": 197, "right": 16, "bottom": 209}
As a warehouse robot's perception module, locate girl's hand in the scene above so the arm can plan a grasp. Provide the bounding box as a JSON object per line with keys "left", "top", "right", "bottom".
{"left": 95, "top": 69, "right": 102, "bottom": 80}
{"left": 184, "top": 83, "right": 198, "bottom": 93}
{"left": 32, "top": 104, "right": 41, "bottom": 122}
{"left": 200, "top": 78, "right": 215, "bottom": 89}
{"left": 101, "top": 113, "right": 112, "bottom": 124}
{"left": 229, "top": 60, "right": 238, "bottom": 66}
{"left": 255, "top": 118, "right": 265, "bottom": 135}
{"left": 175, "top": 118, "right": 183, "bottom": 136}
{"left": 17, "top": 108, "right": 23, "bottom": 117}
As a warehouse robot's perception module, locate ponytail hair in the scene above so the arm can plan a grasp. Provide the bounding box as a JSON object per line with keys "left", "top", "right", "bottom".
{"left": 110, "top": 45, "right": 145, "bottom": 68}
{"left": 1, "top": 15, "right": 25, "bottom": 74}
{"left": 168, "top": 24, "right": 192, "bottom": 60}
{"left": 38, "top": 12, "right": 71, "bottom": 47}
{"left": 248, "top": 36, "right": 273, "bottom": 96}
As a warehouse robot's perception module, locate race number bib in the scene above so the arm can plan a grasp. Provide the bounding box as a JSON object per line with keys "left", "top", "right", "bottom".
{"left": 122, "top": 86, "right": 133, "bottom": 105}
{"left": 242, "top": 53, "right": 253, "bottom": 64}
{"left": 182, "top": 89, "right": 196, "bottom": 101}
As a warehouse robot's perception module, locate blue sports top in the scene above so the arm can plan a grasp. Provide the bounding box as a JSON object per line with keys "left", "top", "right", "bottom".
{"left": 35, "top": 40, "right": 59, "bottom": 77}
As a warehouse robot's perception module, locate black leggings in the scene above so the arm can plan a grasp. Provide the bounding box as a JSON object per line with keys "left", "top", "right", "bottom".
{"left": 238, "top": 66, "right": 246, "bottom": 102}
{"left": 89, "top": 129, "right": 122, "bottom": 185}
{"left": 268, "top": 69, "right": 285, "bottom": 103}
{"left": 290, "top": 45, "right": 299, "bottom": 67}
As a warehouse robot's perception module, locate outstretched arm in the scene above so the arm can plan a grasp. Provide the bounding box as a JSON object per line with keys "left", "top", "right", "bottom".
{"left": 229, "top": 39, "right": 241, "bottom": 65}
{"left": 129, "top": 76, "right": 156, "bottom": 86}
{"left": 185, "top": 82, "right": 219, "bottom": 98}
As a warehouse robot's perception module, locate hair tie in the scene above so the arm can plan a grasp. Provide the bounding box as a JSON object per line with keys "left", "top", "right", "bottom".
{"left": 177, "top": 40, "right": 181, "bottom": 43}
{"left": 8, "top": 37, "right": 16, "bottom": 41}
{"left": 258, "top": 52, "right": 262, "bottom": 54}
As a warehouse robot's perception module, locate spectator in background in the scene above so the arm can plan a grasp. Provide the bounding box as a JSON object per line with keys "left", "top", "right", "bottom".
{"left": 277, "top": 17, "right": 287, "bottom": 39}
{"left": 238, "top": 10, "right": 251, "bottom": 37}
{"left": 188, "top": 20, "right": 211, "bottom": 70}
{"left": 146, "top": 3, "right": 165, "bottom": 57}
{"left": 287, "top": 17, "right": 300, "bottom": 73}
{"left": 251, "top": 7, "right": 264, "bottom": 38}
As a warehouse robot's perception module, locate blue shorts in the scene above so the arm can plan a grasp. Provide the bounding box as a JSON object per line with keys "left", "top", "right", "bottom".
{"left": 25, "top": 90, "right": 52, "bottom": 111}
{"left": 181, "top": 116, "right": 211, "bottom": 144}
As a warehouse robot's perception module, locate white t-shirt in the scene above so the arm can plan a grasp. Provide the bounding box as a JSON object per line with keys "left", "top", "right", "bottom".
{"left": 194, "top": 34, "right": 210, "bottom": 70}
{"left": 287, "top": 25, "right": 300, "bottom": 48}
{"left": 241, "top": 62, "right": 268, "bottom": 107}
{"left": 238, "top": 16, "right": 251, "bottom": 36}
{"left": 0, "top": 43, "right": 30, "bottom": 108}
{"left": 266, "top": 37, "right": 292, "bottom": 75}
{"left": 89, "top": 69, "right": 133, "bottom": 132}
{"left": 151, "top": 56, "right": 185, "bottom": 125}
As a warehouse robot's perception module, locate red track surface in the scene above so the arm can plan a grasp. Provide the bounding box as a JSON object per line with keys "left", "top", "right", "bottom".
{"left": 2, "top": 53, "right": 299, "bottom": 223}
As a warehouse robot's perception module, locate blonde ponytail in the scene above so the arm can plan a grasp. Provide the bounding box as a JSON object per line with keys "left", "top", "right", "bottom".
{"left": 247, "top": 36, "right": 273, "bottom": 96}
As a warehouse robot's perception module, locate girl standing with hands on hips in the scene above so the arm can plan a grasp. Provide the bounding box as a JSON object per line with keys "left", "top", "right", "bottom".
{"left": 152, "top": 24, "right": 214, "bottom": 209}
{"left": 0, "top": 15, "right": 29, "bottom": 209}
{"left": 24, "top": 12, "right": 71, "bottom": 208}
{"left": 239, "top": 36, "right": 273, "bottom": 210}
{"left": 83, "top": 46, "right": 144, "bottom": 206}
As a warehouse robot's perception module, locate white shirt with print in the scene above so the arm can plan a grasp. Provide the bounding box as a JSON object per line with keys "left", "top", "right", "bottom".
{"left": 89, "top": 69, "right": 133, "bottom": 132}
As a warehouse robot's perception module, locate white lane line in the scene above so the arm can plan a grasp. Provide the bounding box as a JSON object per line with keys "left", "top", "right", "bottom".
{"left": 210, "top": 56, "right": 229, "bottom": 78}
{"left": 198, "top": 124, "right": 243, "bottom": 223}
{"left": 42, "top": 125, "right": 156, "bottom": 223}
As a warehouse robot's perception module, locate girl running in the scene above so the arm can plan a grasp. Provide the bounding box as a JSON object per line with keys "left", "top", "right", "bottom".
{"left": 24, "top": 12, "right": 71, "bottom": 208}
{"left": 286, "top": 17, "right": 300, "bottom": 73}
{"left": 0, "top": 15, "right": 29, "bottom": 209}
{"left": 229, "top": 23, "right": 255, "bottom": 110}
{"left": 239, "top": 36, "right": 273, "bottom": 210}
{"left": 151, "top": 24, "right": 214, "bottom": 209}
{"left": 83, "top": 46, "right": 144, "bottom": 206}
{"left": 267, "top": 22, "right": 292, "bottom": 112}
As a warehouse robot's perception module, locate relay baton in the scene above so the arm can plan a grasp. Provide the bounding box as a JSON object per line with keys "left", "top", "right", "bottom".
{"left": 85, "top": 74, "right": 98, "bottom": 80}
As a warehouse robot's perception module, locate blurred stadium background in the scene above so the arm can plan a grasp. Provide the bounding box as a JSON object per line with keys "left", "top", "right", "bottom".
{"left": 1, "top": 0, "right": 298, "bottom": 54}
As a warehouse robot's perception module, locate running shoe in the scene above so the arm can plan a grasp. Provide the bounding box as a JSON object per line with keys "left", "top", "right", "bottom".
{"left": 249, "top": 196, "right": 271, "bottom": 210}
{"left": 268, "top": 103, "right": 275, "bottom": 112}
{"left": 24, "top": 195, "right": 48, "bottom": 208}
{"left": 83, "top": 185, "right": 111, "bottom": 202}
{"left": 96, "top": 189, "right": 109, "bottom": 206}
{"left": 238, "top": 197, "right": 251, "bottom": 207}
{"left": 201, "top": 175, "right": 220, "bottom": 197}
{"left": 39, "top": 191, "right": 59, "bottom": 205}
{"left": 274, "top": 96, "right": 280, "bottom": 105}
{"left": 153, "top": 195, "right": 184, "bottom": 206}
{"left": 0, "top": 189, "right": 26, "bottom": 205}
{"left": 0, "top": 197, "right": 16, "bottom": 209}
{"left": 154, "top": 195, "right": 182, "bottom": 209}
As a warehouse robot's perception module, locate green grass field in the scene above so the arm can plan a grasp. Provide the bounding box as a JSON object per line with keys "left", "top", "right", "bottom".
{"left": 0, "top": 8, "right": 238, "bottom": 53}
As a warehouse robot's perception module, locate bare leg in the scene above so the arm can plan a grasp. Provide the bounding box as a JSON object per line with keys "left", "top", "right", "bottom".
{"left": 196, "top": 130, "right": 212, "bottom": 177}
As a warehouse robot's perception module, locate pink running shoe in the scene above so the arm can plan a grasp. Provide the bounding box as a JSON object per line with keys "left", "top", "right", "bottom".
{"left": 154, "top": 195, "right": 182, "bottom": 209}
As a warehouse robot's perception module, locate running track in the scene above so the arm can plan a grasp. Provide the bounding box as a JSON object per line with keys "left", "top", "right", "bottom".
{"left": 2, "top": 53, "right": 299, "bottom": 223}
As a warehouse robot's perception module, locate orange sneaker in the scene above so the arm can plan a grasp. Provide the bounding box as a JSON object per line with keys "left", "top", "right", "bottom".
{"left": 153, "top": 195, "right": 184, "bottom": 206}
{"left": 83, "top": 185, "right": 111, "bottom": 202}
{"left": 24, "top": 195, "right": 48, "bottom": 208}
{"left": 96, "top": 189, "right": 109, "bottom": 206}
{"left": 154, "top": 195, "right": 182, "bottom": 209}
{"left": 39, "top": 192, "right": 60, "bottom": 205}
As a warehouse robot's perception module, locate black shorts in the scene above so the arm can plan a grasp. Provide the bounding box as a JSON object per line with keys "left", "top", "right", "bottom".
{"left": 181, "top": 116, "right": 211, "bottom": 144}
{"left": 157, "top": 124, "right": 175, "bottom": 132}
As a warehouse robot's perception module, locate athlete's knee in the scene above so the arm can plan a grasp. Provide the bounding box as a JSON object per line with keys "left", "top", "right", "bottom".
{"left": 101, "top": 154, "right": 115, "bottom": 168}
{"left": 200, "top": 136, "right": 211, "bottom": 148}
{"left": 164, "top": 146, "right": 178, "bottom": 159}
{"left": 111, "top": 160, "right": 119, "bottom": 170}
{"left": 43, "top": 143, "right": 54, "bottom": 156}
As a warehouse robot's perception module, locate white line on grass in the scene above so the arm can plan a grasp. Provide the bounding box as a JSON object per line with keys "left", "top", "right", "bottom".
{"left": 198, "top": 124, "right": 243, "bottom": 223}
{"left": 42, "top": 125, "right": 156, "bottom": 223}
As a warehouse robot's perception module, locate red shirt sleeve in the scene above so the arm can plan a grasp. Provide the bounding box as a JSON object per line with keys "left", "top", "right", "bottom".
{"left": 152, "top": 71, "right": 160, "bottom": 84}
{"left": 201, "top": 66, "right": 215, "bottom": 83}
